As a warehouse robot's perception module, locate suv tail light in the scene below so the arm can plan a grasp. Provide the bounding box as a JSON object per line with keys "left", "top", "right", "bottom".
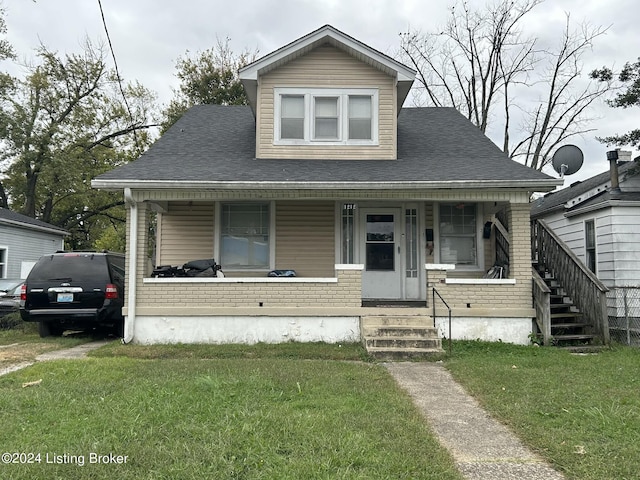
{"left": 21, "top": 284, "right": 27, "bottom": 301}
{"left": 105, "top": 284, "right": 119, "bottom": 300}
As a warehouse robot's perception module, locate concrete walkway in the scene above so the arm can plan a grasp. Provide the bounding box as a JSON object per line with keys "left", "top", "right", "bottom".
{"left": 0, "top": 340, "right": 113, "bottom": 377}
{"left": 386, "top": 362, "right": 566, "bottom": 480}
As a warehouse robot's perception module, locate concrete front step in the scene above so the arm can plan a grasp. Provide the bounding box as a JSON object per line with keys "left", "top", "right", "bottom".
{"left": 367, "top": 346, "right": 445, "bottom": 360}
{"left": 365, "top": 337, "right": 442, "bottom": 349}
{"left": 362, "top": 325, "right": 439, "bottom": 338}
{"left": 361, "top": 315, "right": 432, "bottom": 327}
{"left": 361, "top": 314, "right": 443, "bottom": 359}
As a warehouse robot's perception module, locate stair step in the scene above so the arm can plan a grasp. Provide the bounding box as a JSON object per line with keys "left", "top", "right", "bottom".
{"left": 553, "top": 334, "right": 595, "bottom": 341}
{"left": 361, "top": 315, "right": 430, "bottom": 327}
{"left": 551, "top": 312, "right": 583, "bottom": 319}
{"left": 362, "top": 326, "right": 438, "bottom": 338}
{"left": 365, "top": 337, "right": 442, "bottom": 349}
{"left": 550, "top": 302, "right": 575, "bottom": 310}
{"left": 366, "top": 346, "right": 445, "bottom": 360}
{"left": 551, "top": 323, "right": 588, "bottom": 329}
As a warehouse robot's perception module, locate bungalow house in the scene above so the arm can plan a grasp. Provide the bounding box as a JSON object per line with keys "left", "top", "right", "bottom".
{"left": 0, "top": 207, "right": 67, "bottom": 279}
{"left": 531, "top": 151, "right": 640, "bottom": 345}
{"left": 92, "top": 25, "right": 561, "bottom": 349}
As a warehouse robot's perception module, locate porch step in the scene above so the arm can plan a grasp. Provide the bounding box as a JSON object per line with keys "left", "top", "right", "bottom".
{"left": 361, "top": 315, "right": 429, "bottom": 327}
{"left": 551, "top": 323, "right": 589, "bottom": 330}
{"left": 366, "top": 347, "right": 445, "bottom": 361}
{"left": 365, "top": 336, "right": 442, "bottom": 350}
{"left": 553, "top": 334, "right": 596, "bottom": 342}
{"left": 361, "top": 315, "right": 444, "bottom": 360}
{"left": 362, "top": 325, "right": 436, "bottom": 338}
{"left": 550, "top": 312, "right": 583, "bottom": 320}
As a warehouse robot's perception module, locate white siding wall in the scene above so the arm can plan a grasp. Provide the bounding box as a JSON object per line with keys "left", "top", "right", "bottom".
{"left": 603, "top": 205, "right": 640, "bottom": 286}
{"left": 539, "top": 206, "right": 640, "bottom": 287}
{"left": 0, "top": 225, "right": 64, "bottom": 278}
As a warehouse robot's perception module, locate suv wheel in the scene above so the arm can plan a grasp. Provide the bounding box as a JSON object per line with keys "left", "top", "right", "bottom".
{"left": 38, "top": 320, "right": 64, "bottom": 338}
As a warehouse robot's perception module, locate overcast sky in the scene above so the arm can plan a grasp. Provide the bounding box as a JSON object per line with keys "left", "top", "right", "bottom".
{"left": 3, "top": 0, "right": 639, "bottom": 186}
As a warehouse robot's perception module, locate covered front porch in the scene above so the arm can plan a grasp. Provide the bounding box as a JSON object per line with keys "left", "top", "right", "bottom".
{"left": 122, "top": 189, "right": 536, "bottom": 345}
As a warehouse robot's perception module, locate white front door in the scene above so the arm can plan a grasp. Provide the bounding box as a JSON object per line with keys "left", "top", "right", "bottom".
{"left": 361, "top": 209, "right": 403, "bottom": 299}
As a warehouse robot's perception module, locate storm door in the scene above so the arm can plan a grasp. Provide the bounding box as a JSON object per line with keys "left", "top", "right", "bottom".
{"left": 360, "top": 209, "right": 402, "bottom": 299}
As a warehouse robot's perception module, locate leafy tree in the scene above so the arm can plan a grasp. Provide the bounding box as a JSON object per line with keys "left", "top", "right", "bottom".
{"left": 0, "top": 6, "right": 15, "bottom": 208}
{"left": 591, "top": 59, "right": 640, "bottom": 147}
{"left": 161, "top": 37, "right": 257, "bottom": 132}
{"left": 0, "top": 39, "right": 158, "bottom": 249}
{"left": 399, "top": 0, "right": 613, "bottom": 171}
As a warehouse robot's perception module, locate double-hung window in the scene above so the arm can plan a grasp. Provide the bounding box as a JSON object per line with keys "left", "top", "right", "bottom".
{"left": 585, "top": 219, "right": 596, "bottom": 273}
{"left": 439, "top": 204, "right": 478, "bottom": 266}
{"left": 220, "top": 204, "right": 270, "bottom": 269}
{"left": 275, "top": 88, "right": 378, "bottom": 145}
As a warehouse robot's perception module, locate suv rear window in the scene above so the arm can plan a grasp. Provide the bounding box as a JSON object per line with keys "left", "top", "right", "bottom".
{"left": 29, "top": 254, "right": 110, "bottom": 283}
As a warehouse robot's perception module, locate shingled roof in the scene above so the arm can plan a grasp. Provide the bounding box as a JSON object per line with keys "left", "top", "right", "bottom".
{"left": 0, "top": 208, "right": 68, "bottom": 235}
{"left": 93, "top": 105, "right": 560, "bottom": 191}
{"left": 531, "top": 161, "right": 639, "bottom": 218}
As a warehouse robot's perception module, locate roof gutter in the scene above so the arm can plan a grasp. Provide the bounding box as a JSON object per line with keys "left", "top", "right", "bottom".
{"left": 0, "top": 219, "right": 69, "bottom": 236}
{"left": 92, "top": 178, "right": 562, "bottom": 192}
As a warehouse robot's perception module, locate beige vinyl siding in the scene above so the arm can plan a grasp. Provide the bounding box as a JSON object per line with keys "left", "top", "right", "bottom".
{"left": 258, "top": 46, "right": 396, "bottom": 160}
{"left": 157, "top": 202, "right": 214, "bottom": 266}
{"left": 275, "top": 201, "right": 335, "bottom": 277}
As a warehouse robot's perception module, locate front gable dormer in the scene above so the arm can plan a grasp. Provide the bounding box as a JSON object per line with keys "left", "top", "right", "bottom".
{"left": 239, "top": 25, "right": 416, "bottom": 160}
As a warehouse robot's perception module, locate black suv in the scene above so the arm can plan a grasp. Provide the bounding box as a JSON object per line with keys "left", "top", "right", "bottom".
{"left": 20, "top": 251, "right": 125, "bottom": 337}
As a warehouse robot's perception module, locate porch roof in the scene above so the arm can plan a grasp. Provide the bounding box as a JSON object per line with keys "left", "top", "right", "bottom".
{"left": 93, "top": 106, "right": 561, "bottom": 192}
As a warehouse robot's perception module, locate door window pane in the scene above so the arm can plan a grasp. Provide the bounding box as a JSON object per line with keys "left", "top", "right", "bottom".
{"left": 366, "top": 244, "right": 394, "bottom": 271}
{"left": 221, "top": 204, "right": 269, "bottom": 268}
{"left": 366, "top": 214, "right": 395, "bottom": 271}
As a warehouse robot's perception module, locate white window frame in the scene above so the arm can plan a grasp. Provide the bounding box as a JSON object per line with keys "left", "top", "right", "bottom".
{"left": 585, "top": 219, "right": 597, "bottom": 274}
{"left": 215, "top": 201, "right": 275, "bottom": 272}
{"left": 434, "top": 203, "right": 484, "bottom": 271}
{"left": 0, "top": 246, "right": 7, "bottom": 278}
{"left": 274, "top": 87, "right": 379, "bottom": 146}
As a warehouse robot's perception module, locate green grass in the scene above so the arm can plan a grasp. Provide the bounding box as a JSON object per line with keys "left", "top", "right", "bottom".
{"left": 0, "top": 350, "right": 462, "bottom": 479}
{"left": 90, "top": 340, "right": 372, "bottom": 362}
{"left": 445, "top": 341, "right": 640, "bottom": 480}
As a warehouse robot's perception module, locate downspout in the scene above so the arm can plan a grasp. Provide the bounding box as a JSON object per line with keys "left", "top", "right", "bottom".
{"left": 123, "top": 188, "right": 138, "bottom": 344}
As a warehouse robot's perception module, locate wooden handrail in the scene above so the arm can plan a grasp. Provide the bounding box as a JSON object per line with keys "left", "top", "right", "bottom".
{"left": 532, "top": 219, "right": 610, "bottom": 344}
{"left": 532, "top": 267, "right": 551, "bottom": 345}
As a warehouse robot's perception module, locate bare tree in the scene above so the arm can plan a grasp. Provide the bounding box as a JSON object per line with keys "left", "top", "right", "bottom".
{"left": 511, "top": 18, "right": 612, "bottom": 170}
{"left": 400, "top": 0, "right": 613, "bottom": 171}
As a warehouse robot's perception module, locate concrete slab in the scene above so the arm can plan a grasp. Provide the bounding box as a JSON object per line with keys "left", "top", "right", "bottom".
{"left": 386, "top": 362, "right": 565, "bottom": 480}
{"left": 35, "top": 340, "right": 114, "bottom": 361}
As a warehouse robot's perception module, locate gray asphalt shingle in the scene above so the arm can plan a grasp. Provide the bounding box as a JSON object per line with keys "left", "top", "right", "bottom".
{"left": 531, "top": 161, "right": 639, "bottom": 217}
{"left": 0, "top": 208, "right": 68, "bottom": 234}
{"left": 94, "top": 105, "right": 557, "bottom": 186}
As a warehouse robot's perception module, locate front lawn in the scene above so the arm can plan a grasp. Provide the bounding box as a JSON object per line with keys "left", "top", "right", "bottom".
{"left": 0, "top": 351, "right": 462, "bottom": 479}
{"left": 445, "top": 341, "right": 640, "bottom": 480}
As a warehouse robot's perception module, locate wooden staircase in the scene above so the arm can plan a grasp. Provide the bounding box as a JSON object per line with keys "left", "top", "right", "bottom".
{"left": 361, "top": 315, "right": 444, "bottom": 360}
{"left": 535, "top": 265, "right": 596, "bottom": 346}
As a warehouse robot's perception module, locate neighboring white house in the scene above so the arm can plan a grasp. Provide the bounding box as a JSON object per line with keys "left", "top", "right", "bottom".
{"left": 0, "top": 208, "right": 67, "bottom": 279}
{"left": 531, "top": 151, "right": 640, "bottom": 344}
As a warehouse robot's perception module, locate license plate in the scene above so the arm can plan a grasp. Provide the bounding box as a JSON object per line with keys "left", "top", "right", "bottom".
{"left": 57, "top": 293, "right": 74, "bottom": 303}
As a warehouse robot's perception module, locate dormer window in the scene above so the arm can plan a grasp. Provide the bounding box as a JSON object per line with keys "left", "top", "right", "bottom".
{"left": 274, "top": 88, "right": 378, "bottom": 145}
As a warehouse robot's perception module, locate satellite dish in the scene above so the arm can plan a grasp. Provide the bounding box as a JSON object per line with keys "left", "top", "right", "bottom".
{"left": 552, "top": 145, "right": 583, "bottom": 177}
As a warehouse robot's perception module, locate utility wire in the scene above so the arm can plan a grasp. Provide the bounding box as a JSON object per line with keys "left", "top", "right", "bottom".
{"left": 97, "top": 0, "right": 141, "bottom": 152}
